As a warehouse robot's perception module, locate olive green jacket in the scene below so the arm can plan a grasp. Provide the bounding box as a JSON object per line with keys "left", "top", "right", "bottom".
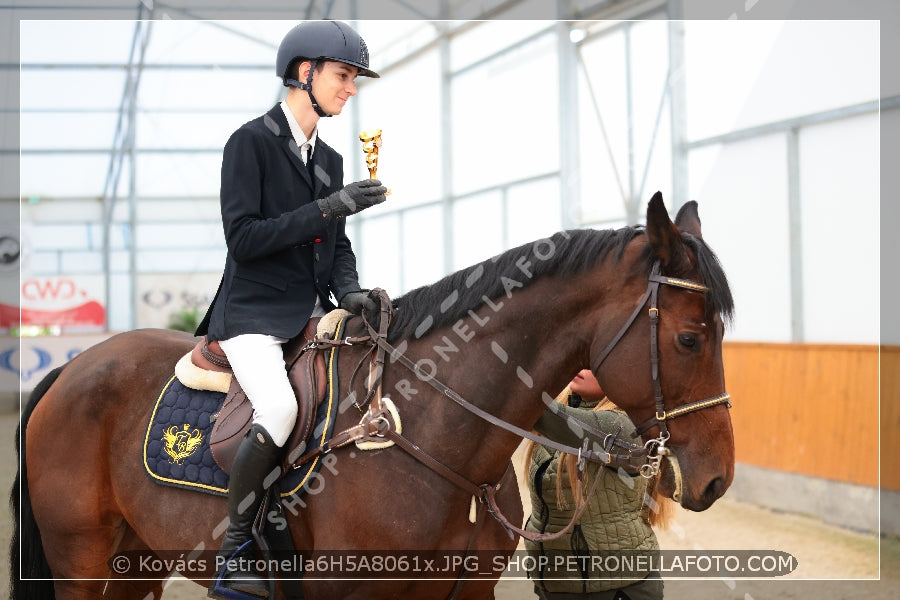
{"left": 525, "top": 399, "right": 659, "bottom": 594}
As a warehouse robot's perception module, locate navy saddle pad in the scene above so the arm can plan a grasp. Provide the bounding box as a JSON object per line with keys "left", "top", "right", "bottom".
{"left": 143, "top": 318, "right": 345, "bottom": 499}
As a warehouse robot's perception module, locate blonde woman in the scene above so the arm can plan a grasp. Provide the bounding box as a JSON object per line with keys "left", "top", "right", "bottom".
{"left": 525, "top": 369, "right": 672, "bottom": 600}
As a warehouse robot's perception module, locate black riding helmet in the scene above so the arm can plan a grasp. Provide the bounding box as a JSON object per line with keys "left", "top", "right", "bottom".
{"left": 276, "top": 21, "right": 379, "bottom": 117}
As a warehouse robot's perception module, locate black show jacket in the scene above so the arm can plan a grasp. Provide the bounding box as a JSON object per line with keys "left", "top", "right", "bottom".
{"left": 197, "top": 104, "right": 362, "bottom": 341}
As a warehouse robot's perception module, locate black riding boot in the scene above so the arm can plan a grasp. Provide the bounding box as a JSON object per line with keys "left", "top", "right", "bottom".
{"left": 209, "top": 424, "right": 282, "bottom": 599}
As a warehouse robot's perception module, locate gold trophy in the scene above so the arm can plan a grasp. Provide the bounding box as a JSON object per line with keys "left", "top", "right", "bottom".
{"left": 359, "top": 128, "right": 391, "bottom": 194}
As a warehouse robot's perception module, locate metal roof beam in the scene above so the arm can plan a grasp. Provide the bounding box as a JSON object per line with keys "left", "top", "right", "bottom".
{"left": 14, "top": 63, "right": 270, "bottom": 70}
{"left": 685, "top": 95, "right": 900, "bottom": 150}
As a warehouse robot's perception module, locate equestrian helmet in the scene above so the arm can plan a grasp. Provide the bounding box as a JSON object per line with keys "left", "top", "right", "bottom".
{"left": 276, "top": 20, "right": 379, "bottom": 84}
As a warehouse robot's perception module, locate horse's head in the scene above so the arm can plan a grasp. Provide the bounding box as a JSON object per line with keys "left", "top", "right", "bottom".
{"left": 593, "top": 192, "right": 735, "bottom": 512}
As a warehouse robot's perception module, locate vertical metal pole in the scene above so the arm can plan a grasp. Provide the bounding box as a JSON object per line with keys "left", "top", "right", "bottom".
{"left": 104, "top": 16, "right": 149, "bottom": 331}
{"left": 624, "top": 22, "right": 638, "bottom": 224}
{"left": 348, "top": 14, "right": 366, "bottom": 276}
{"left": 347, "top": 5, "right": 367, "bottom": 276}
{"left": 126, "top": 20, "right": 151, "bottom": 330}
{"left": 126, "top": 90, "right": 137, "bottom": 331}
{"left": 668, "top": 0, "right": 689, "bottom": 211}
{"left": 102, "top": 18, "right": 143, "bottom": 330}
{"left": 787, "top": 127, "right": 804, "bottom": 341}
{"left": 439, "top": 11, "right": 454, "bottom": 273}
{"left": 556, "top": 14, "right": 579, "bottom": 229}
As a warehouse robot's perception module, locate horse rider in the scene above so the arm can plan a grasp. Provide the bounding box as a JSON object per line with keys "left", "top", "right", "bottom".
{"left": 195, "top": 20, "right": 387, "bottom": 598}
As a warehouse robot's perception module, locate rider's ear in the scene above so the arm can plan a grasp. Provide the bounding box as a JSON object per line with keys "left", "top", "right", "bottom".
{"left": 645, "top": 191, "right": 692, "bottom": 275}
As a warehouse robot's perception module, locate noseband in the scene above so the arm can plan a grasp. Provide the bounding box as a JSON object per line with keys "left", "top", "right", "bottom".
{"left": 590, "top": 260, "right": 731, "bottom": 488}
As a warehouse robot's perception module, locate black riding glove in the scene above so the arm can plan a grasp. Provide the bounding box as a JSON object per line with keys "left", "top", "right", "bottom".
{"left": 316, "top": 179, "right": 387, "bottom": 222}
{"left": 340, "top": 290, "right": 377, "bottom": 315}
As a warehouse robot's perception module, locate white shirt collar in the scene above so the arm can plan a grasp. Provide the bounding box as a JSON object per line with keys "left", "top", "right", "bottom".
{"left": 279, "top": 100, "right": 317, "bottom": 159}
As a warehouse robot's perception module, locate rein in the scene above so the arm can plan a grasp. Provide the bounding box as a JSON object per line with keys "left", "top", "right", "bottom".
{"left": 365, "top": 328, "right": 644, "bottom": 469}
{"left": 308, "top": 259, "right": 732, "bottom": 541}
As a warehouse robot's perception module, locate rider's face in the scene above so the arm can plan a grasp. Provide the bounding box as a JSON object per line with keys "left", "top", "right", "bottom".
{"left": 309, "top": 60, "right": 358, "bottom": 115}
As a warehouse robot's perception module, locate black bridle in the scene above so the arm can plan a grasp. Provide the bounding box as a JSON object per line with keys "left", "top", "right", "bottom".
{"left": 590, "top": 260, "right": 732, "bottom": 485}
{"left": 353, "top": 259, "right": 732, "bottom": 467}
{"left": 303, "top": 262, "right": 733, "bottom": 541}
{"left": 592, "top": 260, "right": 732, "bottom": 437}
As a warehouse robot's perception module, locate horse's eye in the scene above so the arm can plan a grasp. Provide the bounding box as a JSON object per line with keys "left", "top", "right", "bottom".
{"left": 678, "top": 334, "right": 697, "bottom": 348}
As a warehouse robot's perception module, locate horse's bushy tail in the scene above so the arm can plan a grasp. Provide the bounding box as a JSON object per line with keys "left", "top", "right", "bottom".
{"left": 10, "top": 365, "right": 66, "bottom": 600}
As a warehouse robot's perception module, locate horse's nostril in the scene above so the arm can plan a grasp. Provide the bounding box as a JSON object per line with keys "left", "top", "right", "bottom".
{"left": 704, "top": 476, "right": 725, "bottom": 503}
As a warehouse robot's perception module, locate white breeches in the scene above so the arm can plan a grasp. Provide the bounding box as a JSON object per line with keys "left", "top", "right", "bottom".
{"left": 218, "top": 334, "right": 298, "bottom": 447}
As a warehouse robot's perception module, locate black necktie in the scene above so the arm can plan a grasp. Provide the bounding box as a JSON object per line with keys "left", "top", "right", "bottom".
{"left": 305, "top": 145, "right": 315, "bottom": 180}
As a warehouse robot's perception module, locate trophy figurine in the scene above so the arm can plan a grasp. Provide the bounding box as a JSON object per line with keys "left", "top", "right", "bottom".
{"left": 359, "top": 128, "right": 391, "bottom": 194}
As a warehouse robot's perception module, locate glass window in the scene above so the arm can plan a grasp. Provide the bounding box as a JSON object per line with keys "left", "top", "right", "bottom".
{"left": 138, "top": 249, "right": 226, "bottom": 273}
{"left": 357, "top": 214, "right": 401, "bottom": 294}
{"left": 357, "top": 49, "right": 442, "bottom": 204}
{"left": 27, "top": 252, "right": 61, "bottom": 275}
{"left": 136, "top": 111, "right": 241, "bottom": 150}
{"left": 452, "top": 190, "right": 502, "bottom": 270}
{"left": 357, "top": 20, "right": 439, "bottom": 68}
{"left": 688, "top": 134, "right": 791, "bottom": 343}
{"left": 506, "top": 177, "right": 561, "bottom": 248}
{"left": 684, "top": 21, "right": 879, "bottom": 142}
{"left": 20, "top": 70, "right": 125, "bottom": 111}
{"left": 401, "top": 205, "right": 444, "bottom": 292}
{"left": 21, "top": 154, "right": 113, "bottom": 199}
{"left": 451, "top": 32, "right": 558, "bottom": 196}
{"left": 143, "top": 20, "right": 274, "bottom": 66}
{"left": 21, "top": 21, "right": 135, "bottom": 65}
{"left": 60, "top": 251, "right": 103, "bottom": 273}
{"left": 138, "top": 69, "right": 276, "bottom": 111}
{"left": 136, "top": 223, "right": 222, "bottom": 249}
{"left": 800, "top": 115, "right": 879, "bottom": 344}
{"left": 29, "top": 224, "right": 92, "bottom": 251}
{"left": 21, "top": 112, "right": 119, "bottom": 151}
{"left": 135, "top": 153, "right": 223, "bottom": 197}
{"left": 136, "top": 198, "right": 221, "bottom": 223}
{"left": 450, "top": 19, "right": 551, "bottom": 72}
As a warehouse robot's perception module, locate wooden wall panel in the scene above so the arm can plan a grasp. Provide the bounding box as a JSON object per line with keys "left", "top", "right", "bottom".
{"left": 722, "top": 342, "right": 881, "bottom": 488}
{"left": 881, "top": 346, "right": 900, "bottom": 491}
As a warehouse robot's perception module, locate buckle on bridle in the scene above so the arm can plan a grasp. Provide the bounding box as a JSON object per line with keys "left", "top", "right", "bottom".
{"left": 576, "top": 438, "right": 589, "bottom": 472}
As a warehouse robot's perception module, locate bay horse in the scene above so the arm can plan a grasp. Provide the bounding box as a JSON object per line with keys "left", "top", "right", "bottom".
{"left": 12, "top": 193, "right": 735, "bottom": 599}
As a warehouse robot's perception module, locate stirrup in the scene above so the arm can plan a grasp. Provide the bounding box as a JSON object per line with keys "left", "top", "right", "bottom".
{"left": 208, "top": 540, "right": 269, "bottom": 600}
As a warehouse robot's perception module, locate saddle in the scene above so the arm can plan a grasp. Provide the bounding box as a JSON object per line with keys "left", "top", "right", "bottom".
{"left": 186, "top": 319, "right": 327, "bottom": 474}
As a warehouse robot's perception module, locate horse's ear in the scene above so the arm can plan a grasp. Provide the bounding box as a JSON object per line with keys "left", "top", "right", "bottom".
{"left": 646, "top": 191, "right": 691, "bottom": 272}
{"left": 674, "top": 200, "right": 702, "bottom": 238}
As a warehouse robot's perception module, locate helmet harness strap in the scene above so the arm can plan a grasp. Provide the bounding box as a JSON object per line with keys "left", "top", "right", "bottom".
{"left": 284, "top": 58, "right": 331, "bottom": 118}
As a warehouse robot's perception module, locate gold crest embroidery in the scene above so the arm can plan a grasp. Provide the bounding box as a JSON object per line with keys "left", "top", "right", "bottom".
{"left": 162, "top": 424, "right": 203, "bottom": 465}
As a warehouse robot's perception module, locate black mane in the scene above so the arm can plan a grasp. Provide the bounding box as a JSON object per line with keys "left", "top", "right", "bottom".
{"left": 384, "top": 226, "right": 735, "bottom": 343}
{"left": 385, "top": 227, "right": 642, "bottom": 342}
{"left": 382, "top": 225, "right": 734, "bottom": 343}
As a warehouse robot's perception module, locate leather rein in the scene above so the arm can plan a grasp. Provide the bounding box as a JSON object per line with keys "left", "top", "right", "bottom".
{"left": 307, "top": 260, "right": 731, "bottom": 541}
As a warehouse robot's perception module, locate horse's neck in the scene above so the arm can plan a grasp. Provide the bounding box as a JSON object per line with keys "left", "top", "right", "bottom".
{"left": 413, "top": 273, "right": 608, "bottom": 484}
